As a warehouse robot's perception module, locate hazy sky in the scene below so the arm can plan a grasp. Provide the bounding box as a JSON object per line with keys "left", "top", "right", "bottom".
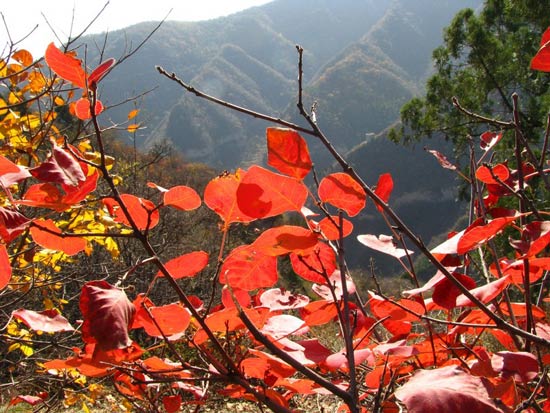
{"left": 1, "top": 0, "right": 273, "bottom": 58}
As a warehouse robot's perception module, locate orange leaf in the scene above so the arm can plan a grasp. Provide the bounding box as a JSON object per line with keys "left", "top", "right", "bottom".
{"left": 266, "top": 127, "right": 312, "bottom": 180}
{"left": 133, "top": 297, "right": 190, "bottom": 338}
{"left": 158, "top": 251, "right": 209, "bottom": 279}
{"left": 30, "top": 219, "right": 86, "bottom": 255}
{"left": 318, "top": 172, "right": 366, "bottom": 217}
{"left": 164, "top": 185, "right": 201, "bottom": 211}
{"left": 290, "top": 241, "right": 336, "bottom": 283}
{"left": 0, "top": 155, "right": 22, "bottom": 176}
{"left": 457, "top": 216, "right": 520, "bottom": 254}
{"left": 316, "top": 216, "right": 353, "bottom": 240}
{"left": 127, "top": 109, "right": 139, "bottom": 120}
{"left": 374, "top": 173, "right": 393, "bottom": 212}
{"left": 300, "top": 300, "right": 338, "bottom": 326}
{"left": 44, "top": 43, "right": 86, "bottom": 88}
{"left": 475, "top": 163, "right": 510, "bottom": 185}
{"left": 74, "top": 98, "right": 104, "bottom": 120}
{"left": 0, "top": 244, "right": 12, "bottom": 289}
{"left": 204, "top": 169, "right": 256, "bottom": 228}
{"left": 103, "top": 194, "right": 159, "bottom": 230}
{"left": 252, "top": 225, "right": 318, "bottom": 256}
{"left": 220, "top": 245, "right": 278, "bottom": 291}
{"left": 237, "top": 165, "right": 308, "bottom": 219}
{"left": 12, "top": 49, "right": 34, "bottom": 66}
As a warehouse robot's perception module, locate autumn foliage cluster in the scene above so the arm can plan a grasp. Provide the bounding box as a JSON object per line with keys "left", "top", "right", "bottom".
{"left": 4, "top": 24, "right": 550, "bottom": 413}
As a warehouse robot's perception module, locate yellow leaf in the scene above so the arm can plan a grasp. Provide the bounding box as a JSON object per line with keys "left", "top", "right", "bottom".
{"left": 0, "top": 60, "right": 6, "bottom": 78}
{"left": 0, "top": 98, "right": 7, "bottom": 116}
{"left": 127, "top": 109, "right": 139, "bottom": 120}
{"left": 54, "top": 96, "right": 64, "bottom": 105}
{"left": 127, "top": 123, "right": 140, "bottom": 133}
{"left": 81, "top": 402, "right": 90, "bottom": 413}
{"left": 28, "top": 71, "right": 46, "bottom": 93}
{"left": 12, "top": 49, "right": 34, "bottom": 66}
{"left": 8, "top": 342, "right": 20, "bottom": 353}
{"left": 20, "top": 344, "right": 34, "bottom": 356}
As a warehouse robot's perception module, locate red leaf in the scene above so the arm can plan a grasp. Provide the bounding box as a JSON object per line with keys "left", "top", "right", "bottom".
{"left": 61, "top": 168, "right": 99, "bottom": 206}
{"left": 44, "top": 43, "right": 86, "bottom": 88}
{"left": 0, "top": 165, "right": 32, "bottom": 187}
{"left": 403, "top": 271, "right": 446, "bottom": 297}
{"left": 252, "top": 225, "right": 318, "bottom": 256}
{"left": 162, "top": 395, "right": 182, "bottom": 413}
{"left": 158, "top": 250, "right": 209, "bottom": 279}
{"left": 318, "top": 172, "right": 366, "bottom": 217}
{"left": 259, "top": 288, "right": 310, "bottom": 311}
{"left": 357, "top": 234, "right": 413, "bottom": 259}
{"left": 374, "top": 173, "right": 393, "bottom": 211}
{"left": 220, "top": 245, "right": 278, "bottom": 291}
{"left": 19, "top": 183, "right": 66, "bottom": 211}
{"left": 290, "top": 241, "right": 336, "bottom": 283}
{"left": 12, "top": 308, "right": 74, "bottom": 332}
{"left": 204, "top": 169, "right": 256, "bottom": 228}
{"left": 221, "top": 285, "right": 251, "bottom": 309}
{"left": 425, "top": 147, "right": 457, "bottom": 170}
{"left": 103, "top": 194, "right": 159, "bottom": 230}
{"left": 30, "top": 219, "right": 87, "bottom": 255}
{"left": 457, "top": 216, "right": 521, "bottom": 254}
{"left": 0, "top": 154, "right": 22, "bottom": 176}
{"left": 163, "top": 185, "right": 201, "bottom": 211}
{"left": 88, "top": 58, "right": 116, "bottom": 85}
{"left": 237, "top": 165, "right": 308, "bottom": 219}
{"left": 480, "top": 131, "right": 503, "bottom": 151}
{"left": 316, "top": 216, "right": 353, "bottom": 240}
{"left": 74, "top": 97, "right": 104, "bottom": 120}
{"left": 0, "top": 207, "right": 29, "bottom": 243}
{"left": 266, "top": 127, "right": 312, "bottom": 180}
{"left": 531, "top": 28, "right": 550, "bottom": 71}
{"left": 9, "top": 395, "right": 46, "bottom": 407}
{"left": 30, "top": 140, "right": 85, "bottom": 187}
{"left": 491, "top": 351, "right": 539, "bottom": 383}
{"left": 80, "top": 281, "right": 135, "bottom": 353}
{"left": 475, "top": 163, "right": 510, "bottom": 185}
{"left": 0, "top": 244, "right": 11, "bottom": 289}
{"left": 300, "top": 300, "right": 338, "bottom": 326}
{"left": 432, "top": 273, "right": 476, "bottom": 310}
{"left": 455, "top": 276, "right": 511, "bottom": 306}
{"left": 133, "top": 297, "right": 190, "bottom": 338}
{"left": 395, "top": 365, "right": 503, "bottom": 413}
{"left": 325, "top": 348, "right": 374, "bottom": 372}
{"left": 369, "top": 294, "right": 425, "bottom": 322}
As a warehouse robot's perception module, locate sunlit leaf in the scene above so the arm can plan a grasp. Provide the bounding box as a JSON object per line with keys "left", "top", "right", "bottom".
{"left": 163, "top": 185, "right": 201, "bottom": 211}
{"left": 12, "top": 308, "right": 74, "bottom": 332}
{"left": 425, "top": 147, "right": 457, "bottom": 171}
{"left": 252, "top": 225, "right": 318, "bottom": 256}
{"left": 475, "top": 163, "right": 510, "bottom": 185}
{"left": 290, "top": 241, "right": 336, "bottom": 283}
{"left": 357, "top": 234, "right": 413, "bottom": 259}
{"left": 480, "top": 131, "right": 503, "bottom": 151}
{"left": 318, "top": 172, "right": 366, "bottom": 217}
{"left": 158, "top": 250, "right": 209, "bottom": 279}
{"left": 457, "top": 216, "right": 521, "bottom": 254}
{"left": 162, "top": 395, "right": 182, "bottom": 413}
{"left": 266, "top": 127, "right": 312, "bottom": 180}
{"left": 103, "top": 194, "right": 159, "bottom": 230}
{"left": 30, "top": 139, "right": 86, "bottom": 187}
{"left": 44, "top": 43, "right": 86, "bottom": 88}
{"left": 316, "top": 216, "right": 353, "bottom": 240}
{"left": 431, "top": 273, "right": 476, "bottom": 309}
{"left": 88, "top": 58, "right": 116, "bottom": 85}
{"left": 395, "top": 365, "right": 503, "bottom": 413}
{"left": 0, "top": 154, "right": 23, "bottom": 176}
{"left": 455, "top": 276, "right": 511, "bottom": 306}
{"left": 219, "top": 245, "right": 278, "bottom": 291}
{"left": 30, "top": 219, "right": 87, "bottom": 256}
{"left": 491, "top": 351, "right": 538, "bottom": 383}
{"left": 74, "top": 98, "right": 104, "bottom": 120}
{"left": 127, "top": 109, "right": 139, "bottom": 120}
{"left": 12, "top": 49, "right": 34, "bottom": 66}
{"left": 0, "top": 244, "right": 12, "bottom": 289}
{"left": 204, "top": 169, "right": 256, "bottom": 228}
{"left": 133, "top": 296, "right": 190, "bottom": 338}
{"left": 237, "top": 165, "right": 308, "bottom": 219}
{"left": 374, "top": 173, "right": 393, "bottom": 211}
{"left": 259, "top": 288, "right": 310, "bottom": 311}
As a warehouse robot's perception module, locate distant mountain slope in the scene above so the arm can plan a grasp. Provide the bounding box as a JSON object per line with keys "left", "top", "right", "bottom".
{"left": 82, "top": 0, "right": 482, "bottom": 274}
